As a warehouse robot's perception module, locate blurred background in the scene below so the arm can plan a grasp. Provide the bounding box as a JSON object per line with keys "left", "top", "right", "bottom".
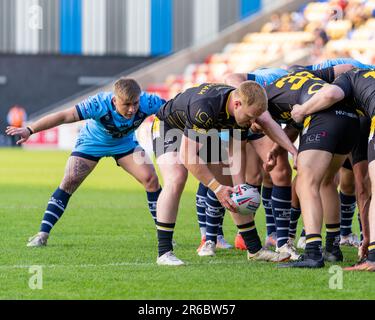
{"left": 1, "top": 0, "right": 374, "bottom": 149}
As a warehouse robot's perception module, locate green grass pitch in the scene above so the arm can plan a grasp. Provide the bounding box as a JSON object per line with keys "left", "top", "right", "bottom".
{"left": 0, "top": 148, "right": 374, "bottom": 300}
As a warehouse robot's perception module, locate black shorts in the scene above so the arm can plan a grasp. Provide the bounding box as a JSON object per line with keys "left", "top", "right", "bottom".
{"left": 368, "top": 116, "right": 375, "bottom": 164}
{"left": 341, "top": 115, "right": 370, "bottom": 170}
{"left": 352, "top": 115, "right": 370, "bottom": 165}
{"left": 299, "top": 106, "right": 360, "bottom": 155}
{"left": 71, "top": 148, "right": 139, "bottom": 166}
{"left": 247, "top": 131, "right": 265, "bottom": 141}
{"left": 342, "top": 158, "right": 353, "bottom": 171}
{"left": 151, "top": 117, "right": 228, "bottom": 163}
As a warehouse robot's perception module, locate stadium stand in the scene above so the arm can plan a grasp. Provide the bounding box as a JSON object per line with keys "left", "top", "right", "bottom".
{"left": 3, "top": 0, "right": 374, "bottom": 149}
{"left": 1, "top": 0, "right": 304, "bottom": 146}
{"left": 146, "top": 0, "right": 375, "bottom": 100}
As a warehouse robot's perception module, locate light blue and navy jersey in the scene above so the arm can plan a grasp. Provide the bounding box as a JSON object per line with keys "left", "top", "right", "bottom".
{"left": 75, "top": 91, "right": 165, "bottom": 145}
{"left": 247, "top": 68, "right": 289, "bottom": 87}
{"left": 307, "top": 58, "right": 375, "bottom": 70}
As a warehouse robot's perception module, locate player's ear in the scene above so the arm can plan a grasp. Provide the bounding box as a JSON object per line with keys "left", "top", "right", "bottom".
{"left": 112, "top": 96, "right": 117, "bottom": 106}
{"left": 234, "top": 100, "right": 242, "bottom": 109}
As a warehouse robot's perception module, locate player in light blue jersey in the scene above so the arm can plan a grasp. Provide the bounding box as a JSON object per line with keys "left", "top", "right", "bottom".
{"left": 224, "top": 67, "right": 288, "bottom": 88}
{"left": 7, "top": 78, "right": 165, "bottom": 247}
{"left": 307, "top": 58, "right": 374, "bottom": 71}
{"left": 289, "top": 58, "right": 374, "bottom": 74}
{"left": 247, "top": 68, "right": 289, "bottom": 86}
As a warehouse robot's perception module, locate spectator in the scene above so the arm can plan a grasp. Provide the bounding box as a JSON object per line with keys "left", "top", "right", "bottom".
{"left": 7, "top": 105, "right": 27, "bottom": 146}
{"left": 261, "top": 13, "right": 281, "bottom": 33}
{"left": 310, "top": 28, "right": 330, "bottom": 63}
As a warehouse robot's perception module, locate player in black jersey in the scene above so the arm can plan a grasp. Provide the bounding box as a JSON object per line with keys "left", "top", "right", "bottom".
{"left": 152, "top": 81, "right": 298, "bottom": 266}
{"left": 338, "top": 115, "right": 370, "bottom": 248}
{"left": 225, "top": 65, "right": 353, "bottom": 256}
{"left": 289, "top": 68, "right": 375, "bottom": 271}
{"left": 288, "top": 63, "right": 367, "bottom": 250}
{"left": 262, "top": 68, "right": 361, "bottom": 268}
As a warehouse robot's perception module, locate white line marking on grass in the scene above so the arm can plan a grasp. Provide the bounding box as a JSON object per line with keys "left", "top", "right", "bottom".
{"left": 0, "top": 260, "right": 249, "bottom": 270}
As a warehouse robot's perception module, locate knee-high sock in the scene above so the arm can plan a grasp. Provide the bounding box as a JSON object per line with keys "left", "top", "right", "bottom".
{"left": 40, "top": 188, "right": 71, "bottom": 234}
{"left": 305, "top": 234, "right": 323, "bottom": 260}
{"left": 262, "top": 186, "right": 275, "bottom": 236}
{"left": 237, "top": 221, "right": 262, "bottom": 254}
{"left": 326, "top": 224, "right": 341, "bottom": 251}
{"left": 289, "top": 207, "right": 301, "bottom": 239}
{"left": 205, "top": 190, "right": 225, "bottom": 244}
{"left": 156, "top": 221, "right": 175, "bottom": 257}
{"left": 340, "top": 192, "right": 356, "bottom": 237}
{"left": 272, "top": 186, "right": 292, "bottom": 248}
{"left": 358, "top": 213, "right": 363, "bottom": 242}
{"left": 147, "top": 188, "right": 162, "bottom": 225}
{"left": 218, "top": 212, "right": 225, "bottom": 237}
{"left": 196, "top": 183, "right": 208, "bottom": 238}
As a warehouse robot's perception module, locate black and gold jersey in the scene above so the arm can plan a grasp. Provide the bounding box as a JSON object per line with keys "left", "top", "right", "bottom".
{"left": 156, "top": 83, "right": 247, "bottom": 138}
{"left": 333, "top": 68, "right": 375, "bottom": 117}
{"left": 265, "top": 68, "right": 336, "bottom": 124}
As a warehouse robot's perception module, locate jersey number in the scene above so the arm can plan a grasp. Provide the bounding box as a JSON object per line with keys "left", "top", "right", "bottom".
{"left": 276, "top": 71, "right": 321, "bottom": 91}
{"left": 364, "top": 71, "right": 375, "bottom": 79}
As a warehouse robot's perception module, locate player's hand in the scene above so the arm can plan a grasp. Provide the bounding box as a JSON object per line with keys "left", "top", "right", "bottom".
{"left": 291, "top": 105, "right": 306, "bottom": 124}
{"left": 250, "top": 122, "right": 264, "bottom": 134}
{"left": 5, "top": 126, "right": 31, "bottom": 144}
{"left": 358, "top": 238, "right": 369, "bottom": 261}
{"left": 215, "top": 185, "right": 237, "bottom": 213}
{"left": 264, "top": 149, "right": 278, "bottom": 172}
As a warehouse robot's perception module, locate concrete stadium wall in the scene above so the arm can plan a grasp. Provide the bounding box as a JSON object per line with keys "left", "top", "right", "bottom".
{"left": 0, "top": 0, "right": 265, "bottom": 56}
{"left": 32, "top": 0, "right": 310, "bottom": 119}
{"left": 0, "top": 55, "right": 158, "bottom": 134}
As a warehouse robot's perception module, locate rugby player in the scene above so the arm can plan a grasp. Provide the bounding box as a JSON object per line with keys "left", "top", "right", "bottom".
{"left": 196, "top": 68, "right": 289, "bottom": 255}
{"left": 231, "top": 65, "right": 356, "bottom": 260}
{"left": 305, "top": 58, "right": 374, "bottom": 71}
{"left": 225, "top": 66, "right": 352, "bottom": 260}
{"left": 306, "top": 59, "right": 373, "bottom": 247}
{"left": 254, "top": 67, "right": 361, "bottom": 268}
{"left": 225, "top": 68, "right": 289, "bottom": 252}
{"left": 291, "top": 59, "right": 373, "bottom": 250}
{"left": 6, "top": 78, "right": 165, "bottom": 247}
{"left": 152, "top": 81, "right": 298, "bottom": 266}
{"left": 289, "top": 68, "right": 375, "bottom": 271}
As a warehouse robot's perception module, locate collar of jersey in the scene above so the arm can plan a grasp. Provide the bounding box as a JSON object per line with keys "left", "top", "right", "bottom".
{"left": 225, "top": 92, "right": 233, "bottom": 119}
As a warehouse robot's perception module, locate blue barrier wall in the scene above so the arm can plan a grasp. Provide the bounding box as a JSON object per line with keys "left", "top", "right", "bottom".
{"left": 0, "top": 0, "right": 264, "bottom": 56}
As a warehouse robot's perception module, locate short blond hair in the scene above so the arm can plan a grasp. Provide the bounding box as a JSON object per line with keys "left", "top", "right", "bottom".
{"left": 114, "top": 78, "right": 141, "bottom": 101}
{"left": 236, "top": 81, "right": 268, "bottom": 113}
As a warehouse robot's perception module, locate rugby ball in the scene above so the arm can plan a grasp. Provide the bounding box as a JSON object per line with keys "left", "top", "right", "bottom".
{"left": 230, "top": 184, "right": 261, "bottom": 215}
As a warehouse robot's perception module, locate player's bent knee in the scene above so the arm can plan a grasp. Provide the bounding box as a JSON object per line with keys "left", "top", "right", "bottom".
{"left": 60, "top": 175, "right": 84, "bottom": 194}
{"left": 340, "top": 184, "right": 355, "bottom": 195}
{"left": 247, "top": 172, "right": 262, "bottom": 186}
{"left": 297, "top": 171, "right": 320, "bottom": 188}
{"left": 142, "top": 172, "right": 160, "bottom": 191}
{"left": 340, "top": 180, "right": 355, "bottom": 195}
{"left": 271, "top": 167, "right": 292, "bottom": 186}
{"left": 164, "top": 171, "right": 188, "bottom": 192}
{"left": 262, "top": 172, "right": 273, "bottom": 187}
{"left": 320, "top": 177, "right": 336, "bottom": 188}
